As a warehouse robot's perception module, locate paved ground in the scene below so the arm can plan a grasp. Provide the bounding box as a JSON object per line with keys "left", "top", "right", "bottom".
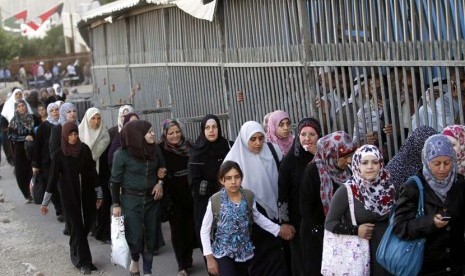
{"left": 0, "top": 155, "right": 206, "bottom": 276}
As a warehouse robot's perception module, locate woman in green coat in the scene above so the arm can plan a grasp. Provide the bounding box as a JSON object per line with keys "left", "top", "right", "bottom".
{"left": 110, "top": 120, "right": 166, "bottom": 276}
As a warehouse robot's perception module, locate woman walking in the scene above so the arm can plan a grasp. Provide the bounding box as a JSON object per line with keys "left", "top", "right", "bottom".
{"left": 110, "top": 120, "right": 166, "bottom": 276}
{"left": 159, "top": 119, "right": 196, "bottom": 276}
{"left": 40, "top": 122, "right": 103, "bottom": 274}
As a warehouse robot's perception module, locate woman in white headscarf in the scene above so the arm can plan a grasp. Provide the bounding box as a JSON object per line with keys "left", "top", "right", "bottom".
{"left": 1, "top": 88, "right": 33, "bottom": 123}
{"left": 79, "top": 107, "right": 112, "bottom": 243}
{"left": 224, "top": 121, "right": 289, "bottom": 276}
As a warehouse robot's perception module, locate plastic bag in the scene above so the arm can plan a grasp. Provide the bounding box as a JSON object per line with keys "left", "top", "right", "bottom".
{"left": 111, "top": 215, "right": 130, "bottom": 269}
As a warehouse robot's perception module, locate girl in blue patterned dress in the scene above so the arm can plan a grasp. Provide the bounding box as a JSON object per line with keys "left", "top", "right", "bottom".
{"left": 200, "top": 161, "right": 295, "bottom": 276}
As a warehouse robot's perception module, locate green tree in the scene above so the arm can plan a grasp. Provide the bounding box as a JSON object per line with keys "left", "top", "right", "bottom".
{"left": 17, "top": 25, "right": 66, "bottom": 57}
{"left": 0, "top": 28, "right": 21, "bottom": 65}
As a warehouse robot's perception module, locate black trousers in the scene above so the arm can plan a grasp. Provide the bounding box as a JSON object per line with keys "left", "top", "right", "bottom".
{"left": 217, "top": 256, "right": 250, "bottom": 276}
{"left": 13, "top": 142, "right": 32, "bottom": 199}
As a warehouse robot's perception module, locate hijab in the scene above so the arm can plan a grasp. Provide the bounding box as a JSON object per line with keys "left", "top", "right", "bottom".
{"left": 117, "top": 105, "right": 134, "bottom": 132}
{"left": 1, "top": 88, "right": 33, "bottom": 122}
{"left": 61, "top": 122, "right": 82, "bottom": 158}
{"left": 224, "top": 121, "right": 282, "bottom": 220}
{"left": 193, "top": 114, "right": 230, "bottom": 155}
{"left": 313, "top": 131, "right": 356, "bottom": 216}
{"left": 160, "top": 119, "right": 192, "bottom": 156}
{"left": 422, "top": 134, "right": 457, "bottom": 203}
{"left": 265, "top": 110, "right": 294, "bottom": 155}
{"left": 122, "top": 112, "right": 139, "bottom": 126}
{"left": 348, "top": 145, "right": 394, "bottom": 216}
{"left": 78, "top": 107, "right": 110, "bottom": 161}
{"left": 58, "top": 102, "right": 79, "bottom": 125}
{"left": 121, "top": 120, "right": 156, "bottom": 162}
{"left": 53, "top": 83, "right": 63, "bottom": 97}
{"left": 293, "top": 117, "right": 322, "bottom": 158}
{"left": 10, "top": 99, "right": 35, "bottom": 132}
{"left": 442, "top": 125, "right": 465, "bottom": 176}
{"left": 385, "top": 126, "right": 438, "bottom": 190}
{"left": 46, "top": 102, "right": 60, "bottom": 126}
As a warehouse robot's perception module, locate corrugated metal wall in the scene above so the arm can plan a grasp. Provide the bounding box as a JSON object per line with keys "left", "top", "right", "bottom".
{"left": 86, "top": 0, "right": 465, "bottom": 154}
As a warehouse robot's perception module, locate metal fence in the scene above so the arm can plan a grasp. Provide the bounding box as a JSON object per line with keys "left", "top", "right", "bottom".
{"left": 84, "top": 0, "right": 465, "bottom": 157}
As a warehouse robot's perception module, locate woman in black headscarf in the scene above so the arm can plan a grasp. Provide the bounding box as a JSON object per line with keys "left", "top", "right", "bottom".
{"left": 110, "top": 120, "right": 166, "bottom": 276}
{"left": 277, "top": 117, "right": 322, "bottom": 276}
{"left": 159, "top": 119, "right": 196, "bottom": 276}
{"left": 40, "top": 122, "right": 103, "bottom": 274}
{"left": 188, "top": 115, "right": 232, "bottom": 252}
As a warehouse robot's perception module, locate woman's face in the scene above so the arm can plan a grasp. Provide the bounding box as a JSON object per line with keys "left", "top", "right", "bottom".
{"left": 204, "top": 120, "right": 219, "bottom": 142}
{"left": 38, "top": 106, "right": 47, "bottom": 117}
{"left": 144, "top": 127, "right": 156, "bottom": 144}
{"left": 220, "top": 168, "right": 242, "bottom": 194}
{"left": 166, "top": 125, "right": 182, "bottom": 145}
{"left": 16, "top": 102, "right": 27, "bottom": 115}
{"left": 65, "top": 109, "right": 77, "bottom": 122}
{"left": 299, "top": 126, "right": 319, "bottom": 153}
{"left": 276, "top": 118, "right": 291, "bottom": 139}
{"left": 120, "top": 108, "right": 130, "bottom": 123}
{"left": 446, "top": 136, "right": 460, "bottom": 156}
{"left": 67, "top": 131, "right": 79, "bottom": 145}
{"left": 428, "top": 156, "right": 453, "bottom": 180}
{"left": 247, "top": 132, "right": 265, "bottom": 154}
{"left": 359, "top": 155, "right": 381, "bottom": 181}
{"left": 49, "top": 106, "right": 59, "bottom": 119}
{"left": 89, "top": 113, "right": 101, "bottom": 129}
{"left": 14, "top": 92, "right": 23, "bottom": 100}
{"left": 337, "top": 153, "right": 353, "bottom": 170}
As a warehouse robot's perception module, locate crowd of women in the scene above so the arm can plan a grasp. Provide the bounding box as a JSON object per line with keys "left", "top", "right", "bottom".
{"left": 2, "top": 84, "right": 465, "bottom": 276}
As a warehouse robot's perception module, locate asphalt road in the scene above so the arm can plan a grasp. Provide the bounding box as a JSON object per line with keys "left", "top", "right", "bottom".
{"left": 0, "top": 160, "right": 207, "bottom": 276}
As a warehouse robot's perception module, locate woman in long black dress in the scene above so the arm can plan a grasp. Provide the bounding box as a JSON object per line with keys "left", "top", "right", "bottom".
{"left": 40, "top": 122, "right": 103, "bottom": 274}
{"left": 8, "top": 99, "right": 37, "bottom": 202}
{"left": 159, "top": 119, "right": 196, "bottom": 276}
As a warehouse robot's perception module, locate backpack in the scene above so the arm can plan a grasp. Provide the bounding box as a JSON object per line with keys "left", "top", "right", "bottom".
{"left": 210, "top": 188, "right": 255, "bottom": 240}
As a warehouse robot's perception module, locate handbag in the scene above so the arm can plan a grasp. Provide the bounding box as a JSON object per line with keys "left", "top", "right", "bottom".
{"left": 111, "top": 215, "right": 130, "bottom": 269}
{"left": 321, "top": 183, "right": 370, "bottom": 276}
{"left": 376, "top": 176, "right": 425, "bottom": 276}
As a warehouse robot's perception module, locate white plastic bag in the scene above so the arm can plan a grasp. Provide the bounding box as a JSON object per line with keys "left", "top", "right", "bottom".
{"left": 111, "top": 215, "right": 130, "bottom": 269}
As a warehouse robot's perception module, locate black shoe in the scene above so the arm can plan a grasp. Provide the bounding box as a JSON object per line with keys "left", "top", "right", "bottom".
{"left": 63, "top": 228, "right": 70, "bottom": 236}
{"left": 57, "top": 215, "right": 64, "bottom": 222}
{"left": 89, "top": 264, "right": 97, "bottom": 271}
{"left": 80, "top": 266, "right": 91, "bottom": 274}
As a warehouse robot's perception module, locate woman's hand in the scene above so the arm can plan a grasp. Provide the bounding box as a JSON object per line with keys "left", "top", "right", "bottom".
{"left": 206, "top": 255, "right": 219, "bottom": 276}
{"left": 278, "top": 224, "right": 296, "bottom": 240}
{"left": 96, "top": 199, "right": 103, "bottom": 210}
{"left": 152, "top": 183, "right": 163, "bottom": 201}
{"left": 40, "top": 205, "right": 48, "bottom": 215}
{"left": 32, "top": 167, "right": 40, "bottom": 176}
{"left": 433, "top": 214, "right": 449, "bottom": 228}
{"left": 383, "top": 124, "right": 393, "bottom": 135}
{"left": 358, "top": 223, "right": 375, "bottom": 240}
{"left": 112, "top": 206, "right": 122, "bottom": 217}
{"left": 25, "top": 135, "right": 33, "bottom": 141}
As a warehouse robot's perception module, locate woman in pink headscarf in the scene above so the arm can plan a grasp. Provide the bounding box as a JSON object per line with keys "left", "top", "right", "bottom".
{"left": 442, "top": 125, "right": 465, "bottom": 176}
{"left": 265, "top": 110, "right": 294, "bottom": 155}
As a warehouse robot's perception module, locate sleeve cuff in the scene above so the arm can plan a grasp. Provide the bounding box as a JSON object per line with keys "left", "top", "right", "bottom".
{"left": 42, "top": 192, "right": 52, "bottom": 206}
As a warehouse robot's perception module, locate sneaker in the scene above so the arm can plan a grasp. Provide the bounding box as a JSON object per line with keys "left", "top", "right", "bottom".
{"left": 80, "top": 266, "right": 91, "bottom": 274}
{"left": 177, "top": 270, "right": 188, "bottom": 276}
{"left": 25, "top": 197, "right": 33, "bottom": 204}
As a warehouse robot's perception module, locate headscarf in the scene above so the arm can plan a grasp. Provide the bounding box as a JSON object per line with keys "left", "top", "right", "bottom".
{"left": 313, "top": 131, "right": 356, "bottom": 215}
{"left": 348, "top": 145, "right": 394, "bottom": 215}
{"left": 46, "top": 102, "right": 60, "bottom": 126}
{"left": 193, "top": 114, "right": 230, "bottom": 155}
{"left": 58, "top": 102, "right": 79, "bottom": 125}
{"left": 121, "top": 120, "right": 156, "bottom": 162}
{"left": 117, "top": 105, "right": 134, "bottom": 132}
{"left": 224, "top": 121, "right": 282, "bottom": 220}
{"left": 385, "top": 126, "right": 438, "bottom": 190}
{"left": 265, "top": 110, "right": 294, "bottom": 155}
{"left": 9, "top": 99, "right": 35, "bottom": 133}
{"left": 61, "top": 122, "right": 82, "bottom": 158}
{"left": 122, "top": 112, "right": 138, "bottom": 126}
{"left": 293, "top": 117, "right": 322, "bottom": 158}
{"left": 78, "top": 107, "right": 110, "bottom": 161}
{"left": 422, "top": 134, "right": 457, "bottom": 203}
{"left": 1, "top": 88, "right": 33, "bottom": 122}
{"left": 442, "top": 125, "right": 465, "bottom": 176}
{"left": 53, "top": 83, "right": 63, "bottom": 97}
{"left": 160, "top": 119, "right": 191, "bottom": 156}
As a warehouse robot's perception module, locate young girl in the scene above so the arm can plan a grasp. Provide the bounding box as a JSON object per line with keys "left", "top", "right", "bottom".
{"left": 200, "top": 161, "right": 294, "bottom": 276}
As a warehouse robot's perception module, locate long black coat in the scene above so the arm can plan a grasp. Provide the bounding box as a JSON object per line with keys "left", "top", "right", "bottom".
{"left": 393, "top": 173, "right": 465, "bottom": 275}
